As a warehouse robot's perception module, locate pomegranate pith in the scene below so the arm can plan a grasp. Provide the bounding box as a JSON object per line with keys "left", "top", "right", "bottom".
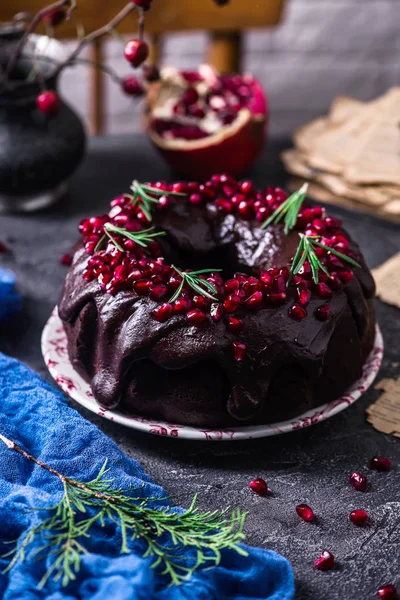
{"left": 249, "top": 478, "right": 268, "bottom": 496}
{"left": 315, "top": 550, "right": 335, "bottom": 571}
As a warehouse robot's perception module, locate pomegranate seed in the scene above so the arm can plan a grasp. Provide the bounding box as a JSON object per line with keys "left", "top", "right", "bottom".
{"left": 0, "top": 241, "right": 7, "bottom": 253}
{"left": 316, "top": 282, "right": 333, "bottom": 299}
{"left": 226, "top": 317, "right": 243, "bottom": 333}
{"left": 187, "top": 309, "right": 207, "bottom": 326}
{"left": 289, "top": 304, "right": 307, "bottom": 320}
{"left": 297, "top": 287, "right": 311, "bottom": 306}
{"left": 211, "top": 303, "right": 224, "bottom": 322}
{"left": 265, "top": 292, "right": 287, "bottom": 305}
{"left": 174, "top": 297, "right": 192, "bottom": 314}
{"left": 224, "top": 278, "right": 240, "bottom": 294}
{"left": 332, "top": 234, "right": 349, "bottom": 250}
{"left": 325, "top": 216, "right": 342, "bottom": 229}
{"left": 152, "top": 303, "right": 173, "bottom": 323}
{"left": 316, "top": 305, "right": 331, "bottom": 321}
{"left": 312, "top": 218, "right": 326, "bottom": 233}
{"left": 349, "top": 472, "right": 368, "bottom": 491}
{"left": 224, "top": 294, "right": 241, "bottom": 313}
{"left": 238, "top": 201, "right": 253, "bottom": 220}
{"left": 328, "top": 272, "right": 342, "bottom": 290}
{"left": 231, "top": 193, "right": 246, "bottom": 207}
{"left": 150, "top": 284, "right": 168, "bottom": 300}
{"left": 349, "top": 509, "right": 369, "bottom": 526}
{"left": 315, "top": 550, "right": 335, "bottom": 571}
{"left": 338, "top": 269, "right": 354, "bottom": 283}
{"left": 215, "top": 198, "right": 232, "bottom": 213}
{"left": 36, "top": 90, "right": 60, "bottom": 115}
{"left": 370, "top": 456, "right": 392, "bottom": 471}
{"left": 249, "top": 478, "right": 268, "bottom": 496}
{"left": 232, "top": 341, "right": 246, "bottom": 361}
{"left": 193, "top": 295, "right": 210, "bottom": 310}
{"left": 240, "top": 181, "right": 254, "bottom": 195}
{"left": 245, "top": 291, "right": 263, "bottom": 310}
{"left": 135, "top": 279, "right": 152, "bottom": 295}
{"left": 273, "top": 275, "right": 286, "bottom": 292}
{"left": 256, "top": 207, "right": 268, "bottom": 221}
{"left": 142, "top": 64, "right": 160, "bottom": 82}
{"left": 132, "top": 0, "right": 152, "bottom": 8}
{"left": 377, "top": 585, "right": 398, "bottom": 599}
{"left": 296, "top": 504, "right": 315, "bottom": 522}
{"left": 260, "top": 271, "right": 272, "bottom": 287}
{"left": 244, "top": 277, "right": 263, "bottom": 294}
{"left": 124, "top": 39, "right": 149, "bottom": 67}
{"left": 182, "top": 87, "right": 199, "bottom": 106}
{"left": 189, "top": 193, "right": 202, "bottom": 206}
{"left": 121, "top": 75, "right": 144, "bottom": 97}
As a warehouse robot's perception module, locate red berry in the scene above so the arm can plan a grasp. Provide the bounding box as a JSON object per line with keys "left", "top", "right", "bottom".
{"left": 296, "top": 504, "right": 315, "bottom": 522}
{"left": 142, "top": 64, "right": 160, "bottom": 82}
{"left": 187, "top": 309, "right": 207, "bottom": 326}
{"left": 132, "top": 0, "right": 152, "bottom": 9}
{"left": 232, "top": 341, "right": 246, "bottom": 361}
{"left": 124, "top": 39, "right": 149, "bottom": 67}
{"left": 316, "top": 282, "right": 333, "bottom": 299}
{"left": 349, "top": 509, "right": 369, "bottom": 526}
{"left": 316, "top": 304, "right": 331, "bottom": 321}
{"left": 349, "top": 472, "right": 368, "bottom": 491}
{"left": 149, "top": 284, "right": 168, "bottom": 300}
{"left": 377, "top": 585, "right": 398, "bottom": 599}
{"left": 245, "top": 291, "right": 263, "bottom": 310}
{"left": 370, "top": 456, "right": 392, "bottom": 472}
{"left": 42, "top": 8, "right": 65, "bottom": 26}
{"left": 152, "top": 303, "right": 173, "bottom": 323}
{"left": 297, "top": 287, "right": 311, "bottom": 306}
{"left": 121, "top": 75, "right": 144, "bottom": 96}
{"left": 173, "top": 297, "right": 192, "bottom": 314}
{"left": 36, "top": 91, "right": 60, "bottom": 115}
{"left": 224, "top": 294, "right": 241, "bottom": 313}
{"left": 60, "top": 253, "right": 72, "bottom": 266}
{"left": 249, "top": 478, "right": 268, "bottom": 496}
{"left": 315, "top": 550, "right": 335, "bottom": 571}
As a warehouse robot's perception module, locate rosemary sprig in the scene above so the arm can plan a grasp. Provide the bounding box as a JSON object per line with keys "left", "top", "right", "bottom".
{"left": 103, "top": 223, "right": 166, "bottom": 251}
{"left": 0, "top": 433, "right": 247, "bottom": 589}
{"left": 130, "top": 180, "right": 186, "bottom": 222}
{"left": 288, "top": 233, "right": 361, "bottom": 285}
{"left": 169, "top": 266, "right": 222, "bottom": 303}
{"left": 261, "top": 183, "right": 308, "bottom": 234}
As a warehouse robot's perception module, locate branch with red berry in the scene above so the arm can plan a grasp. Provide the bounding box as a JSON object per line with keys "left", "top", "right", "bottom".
{"left": 1, "top": 0, "right": 231, "bottom": 116}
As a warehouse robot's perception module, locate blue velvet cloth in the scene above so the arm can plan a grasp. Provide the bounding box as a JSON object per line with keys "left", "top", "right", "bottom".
{"left": 0, "top": 269, "right": 294, "bottom": 599}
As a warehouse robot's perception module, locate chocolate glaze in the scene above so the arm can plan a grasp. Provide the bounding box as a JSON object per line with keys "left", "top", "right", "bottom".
{"left": 58, "top": 199, "right": 376, "bottom": 428}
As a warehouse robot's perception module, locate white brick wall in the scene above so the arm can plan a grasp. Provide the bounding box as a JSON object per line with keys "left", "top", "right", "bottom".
{"left": 59, "top": 0, "right": 400, "bottom": 137}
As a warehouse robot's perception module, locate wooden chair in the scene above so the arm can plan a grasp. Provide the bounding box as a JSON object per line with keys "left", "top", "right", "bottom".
{"left": 1, "top": 0, "right": 286, "bottom": 133}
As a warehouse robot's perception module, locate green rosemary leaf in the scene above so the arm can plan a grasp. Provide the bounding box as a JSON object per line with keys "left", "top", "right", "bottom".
{"left": 261, "top": 183, "right": 308, "bottom": 233}
{"left": 94, "top": 235, "right": 106, "bottom": 253}
{"left": 103, "top": 223, "right": 166, "bottom": 251}
{"left": 188, "top": 268, "right": 223, "bottom": 275}
{"left": 169, "top": 266, "right": 220, "bottom": 303}
{"left": 287, "top": 235, "right": 305, "bottom": 285}
{"left": 104, "top": 229, "right": 124, "bottom": 252}
{"left": 168, "top": 280, "right": 185, "bottom": 304}
{"left": 140, "top": 183, "right": 187, "bottom": 198}
{"left": 186, "top": 277, "right": 218, "bottom": 301}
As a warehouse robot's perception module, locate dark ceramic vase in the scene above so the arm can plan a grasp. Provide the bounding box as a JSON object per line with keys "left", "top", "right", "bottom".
{"left": 0, "top": 25, "right": 86, "bottom": 212}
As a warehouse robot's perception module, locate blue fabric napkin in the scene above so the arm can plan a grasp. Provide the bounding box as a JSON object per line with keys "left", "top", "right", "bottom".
{"left": 0, "top": 269, "right": 22, "bottom": 322}
{"left": 0, "top": 270, "right": 294, "bottom": 600}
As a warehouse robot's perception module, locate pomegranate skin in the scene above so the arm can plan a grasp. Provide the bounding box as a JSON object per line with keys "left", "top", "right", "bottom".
{"left": 147, "top": 72, "right": 268, "bottom": 179}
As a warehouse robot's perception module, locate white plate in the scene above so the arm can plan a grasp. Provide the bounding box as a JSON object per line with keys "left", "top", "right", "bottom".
{"left": 41, "top": 308, "right": 383, "bottom": 441}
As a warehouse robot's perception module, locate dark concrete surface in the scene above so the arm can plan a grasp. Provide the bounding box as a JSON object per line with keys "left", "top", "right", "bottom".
{"left": 0, "top": 135, "right": 399, "bottom": 600}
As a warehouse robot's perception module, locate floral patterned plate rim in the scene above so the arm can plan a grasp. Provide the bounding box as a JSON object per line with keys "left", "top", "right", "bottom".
{"left": 41, "top": 308, "right": 383, "bottom": 441}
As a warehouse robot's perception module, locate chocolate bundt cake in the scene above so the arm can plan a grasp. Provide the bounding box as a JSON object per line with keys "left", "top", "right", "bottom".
{"left": 58, "top": 177, "right": 376, "bottom": 428}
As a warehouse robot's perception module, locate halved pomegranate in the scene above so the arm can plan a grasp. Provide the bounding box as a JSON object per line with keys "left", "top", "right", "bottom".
{"left": 145, "top": 64, "right": 268, "bottom": 179}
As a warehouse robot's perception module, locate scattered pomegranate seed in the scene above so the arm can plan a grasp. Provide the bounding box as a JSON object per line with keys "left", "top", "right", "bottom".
{"left": 173, "top": 297, "right": 192, "bottom": 314}
{"left": 187, "top": 309, "right": 207, "bottom": 326}
{"left": 316, "top": 282, "right": 333, "bottom": 299}
{"left": 210, "top": 303, "right": 224, "bottom": 322}
{"left": 245, "top": 291, "right": 263, "bottom": 310}
{"left": 149, "top": 284, "right": 168, "bottom": 300}
{"left": 370, "top": 456, "right": 392, "bottom": 472}
{"left": 315, "top": 550, "right": 335, "bottom": 571}
{"left": 349, "top": 509, "right": 369, "bottom": 526}
{"left": 249, "top": 478, "right": 268, "bottom": 496}
{"left": 296, "top": 504, "right": 315, "bottom": 522}
{"left": 124, "top": 39, "right": 149, "bottom": 67}
{"left": 152, "top": 303, "right": 173, "bottom": 323}
{"left": 0, "top": 241, "right": 8, "bottom": 253}
{"left": 349, "top": 472, "right": 368, "bottom": 491}
{"left": 316, "top": 305, "right": 331, "bottom": 321}
{"left": 338, "top": 269, "right": 354, "bottom": 283}
{"left": 232, "top": 341, "right": 246, "bottom": 361}
{"left": 297, "top": 287, "right": 311, "bottom": 306}
{"left": 60, "top": 253, "right": 72, "bottom": 266}
{"left": 224, "top": 294, "right": 241, "bottom": 313}
{"left": 36, "top": 90, "right": 60, "bottom": 115}
{"left": 226, "top": 317, "right": 243, "bottom": 333}
{"left": 289, "top": 304, "right": 307, "bottom": 320}
{"left": 377, "top": 584, "right": 398, "bottom": 599}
